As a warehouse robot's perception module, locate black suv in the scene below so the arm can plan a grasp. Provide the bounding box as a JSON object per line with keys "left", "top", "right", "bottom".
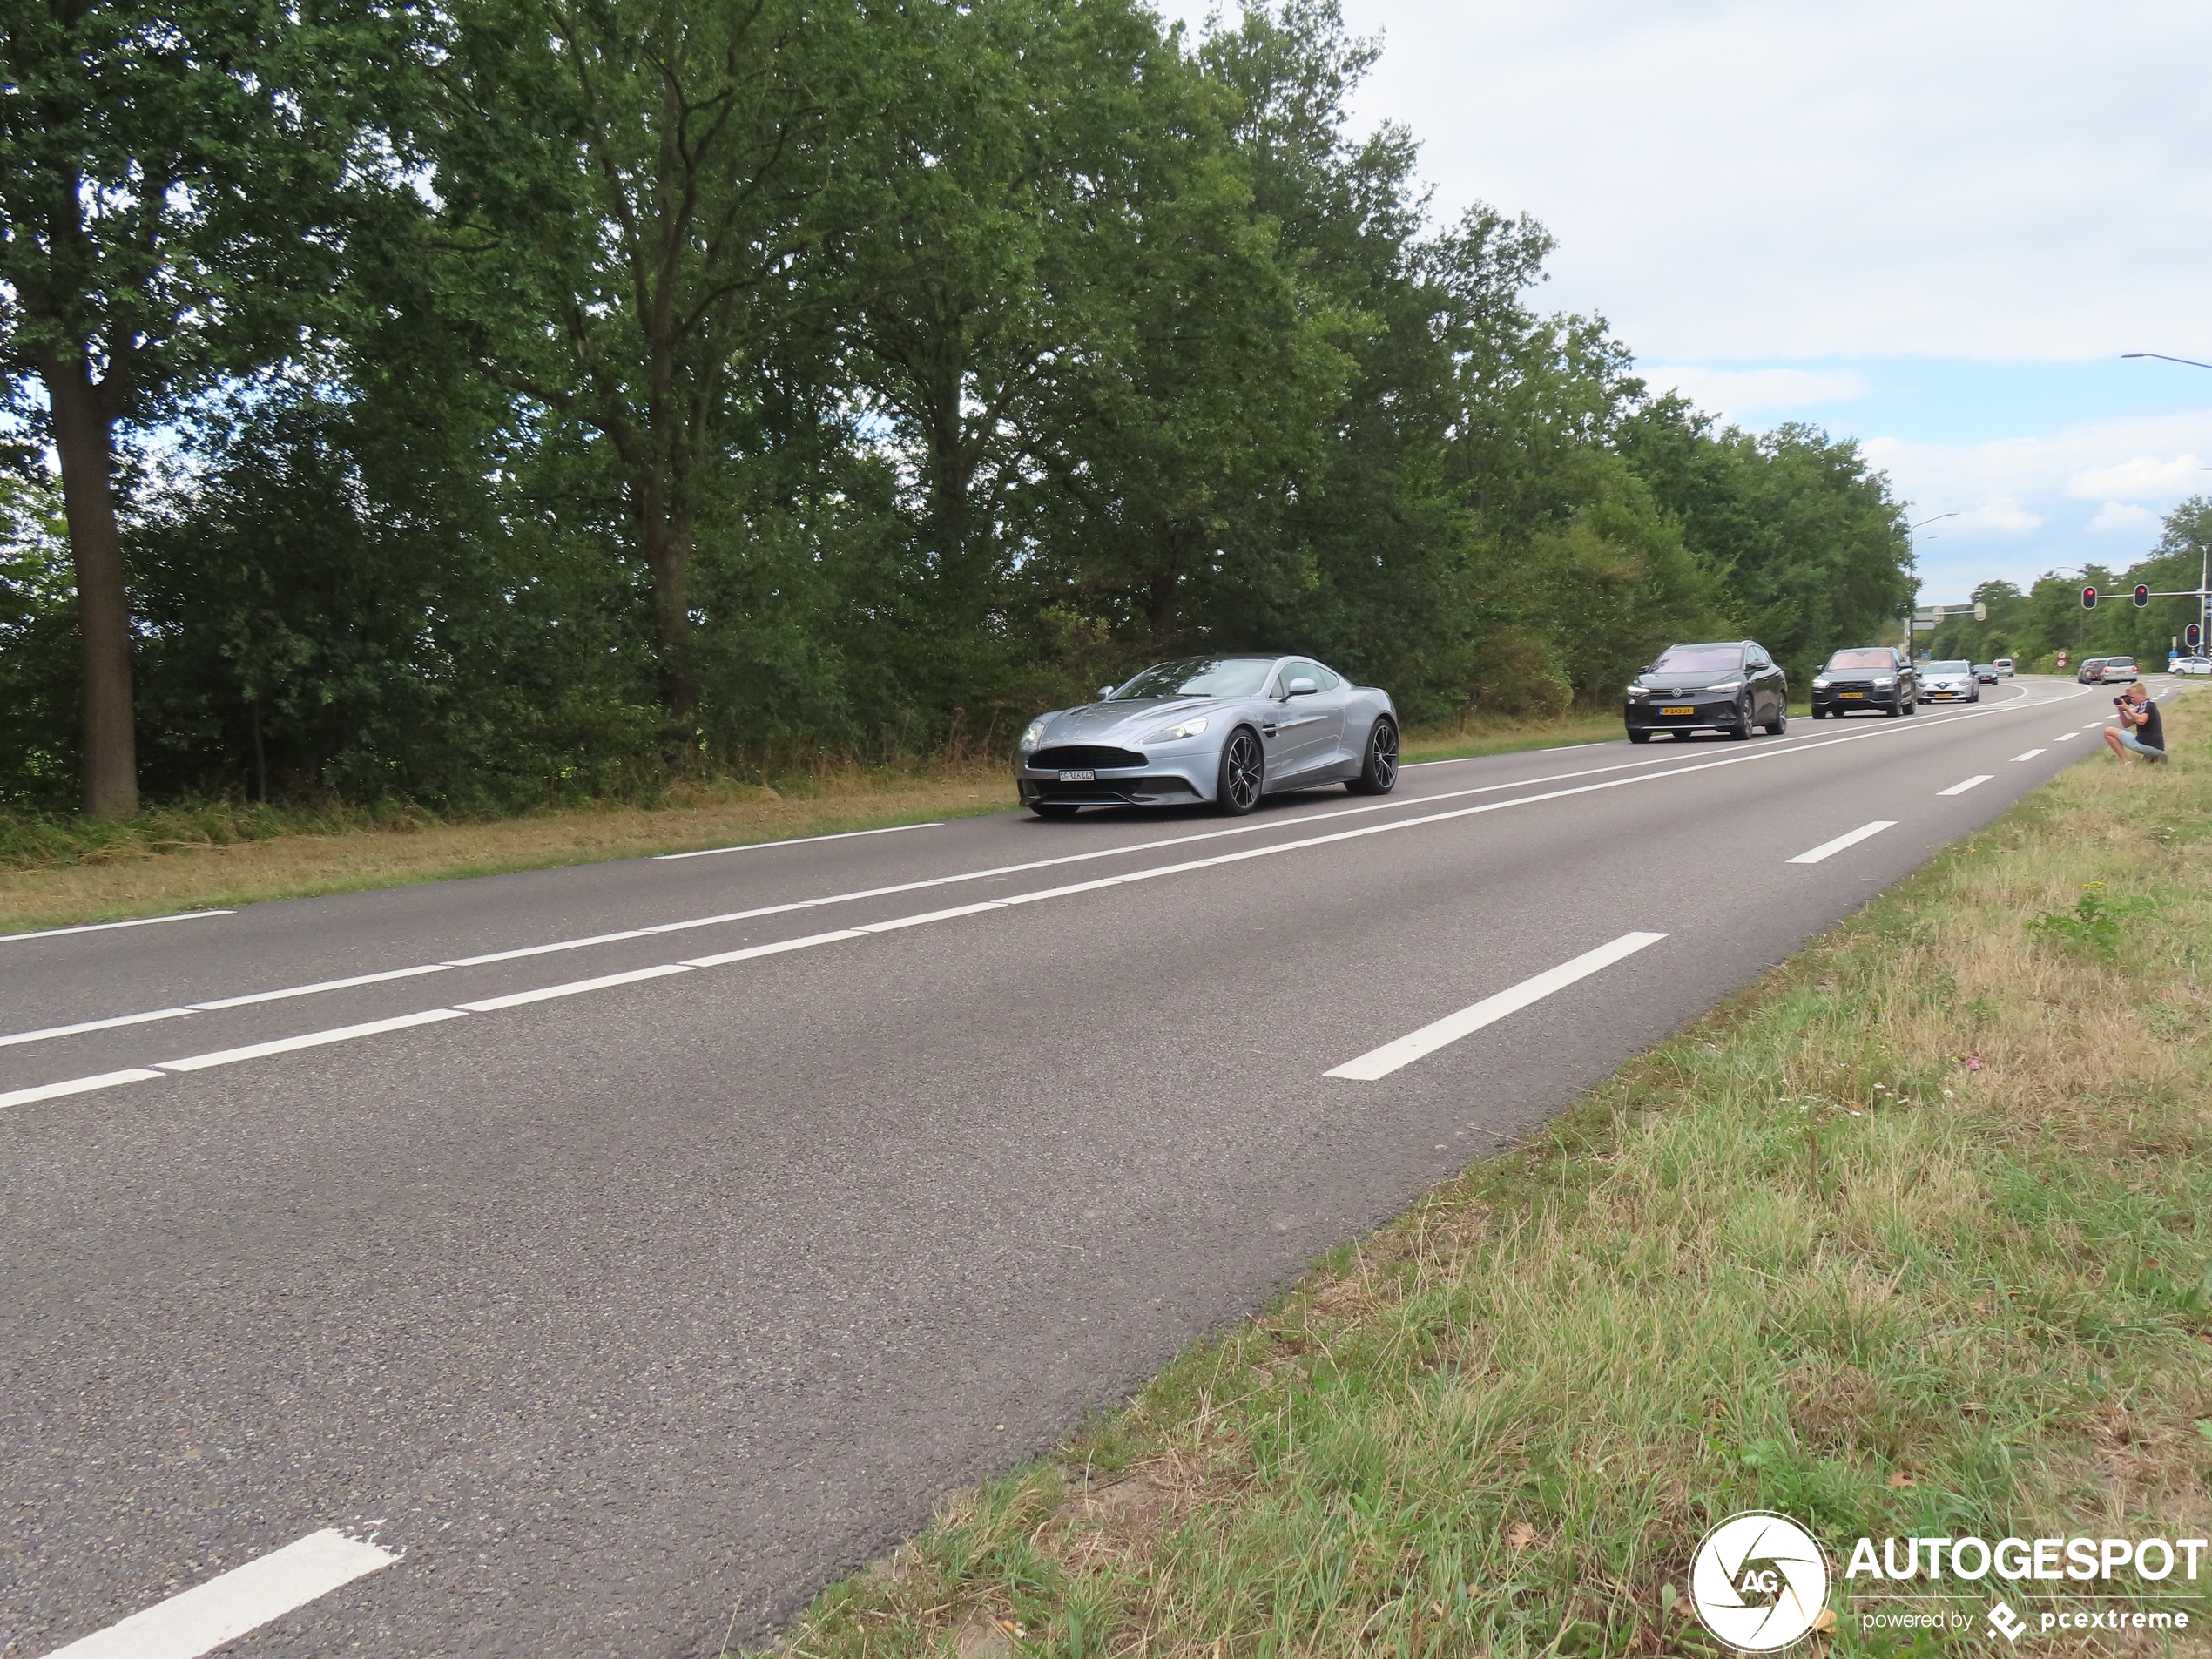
{"left": 1624, "top": 640, "right": 1789, "bottom": 742}
{"left": 1811, "top": 646, "right": 1916, "bottom": 718}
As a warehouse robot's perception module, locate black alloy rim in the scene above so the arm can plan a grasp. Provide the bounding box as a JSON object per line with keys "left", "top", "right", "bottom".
{"left": 1371, "top": 723, "right": 1399, "bottom": 786}
{"left": 1224, "top": 732, "right": 1263, "bottom": 810}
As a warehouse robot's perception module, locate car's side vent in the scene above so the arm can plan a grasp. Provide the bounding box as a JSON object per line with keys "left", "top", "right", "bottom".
{"left": 1030, "top": 745, "right": 1146, "bottom": 771}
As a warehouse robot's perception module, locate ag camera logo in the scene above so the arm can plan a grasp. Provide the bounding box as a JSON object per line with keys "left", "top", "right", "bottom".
{"left": 1691, "top": 1511, "right": 1831, "bottom": 1651}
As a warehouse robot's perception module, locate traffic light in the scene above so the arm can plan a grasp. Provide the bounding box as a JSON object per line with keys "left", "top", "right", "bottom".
{"left": 2081, "top": 585, "right": 2098, "bottom": 609}
{"left": 2134, "top": 583, "right": 2150, "bottom": 608}
{"left": 1974, "top": 602, "right": 1987, "bottom": 620}
{"left": 2190, "top": 622, "right": 2203, "bottom": 651}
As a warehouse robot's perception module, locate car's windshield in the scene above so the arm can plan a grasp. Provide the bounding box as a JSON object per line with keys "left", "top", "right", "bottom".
{"left": 1826, "top": 650, "right": 1893, "bottom": 671}
{"left": 1110, "top": 657, "right": 1276, "bottom": 700}
{"left": 1928, "top": 661, "right": 1970, "bottom": 673}
{"left": 1650, "top": 645, "right": 1743, "bottom": 673}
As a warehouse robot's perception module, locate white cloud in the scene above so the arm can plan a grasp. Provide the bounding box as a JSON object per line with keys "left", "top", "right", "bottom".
{"left": 2067, "top": 454, "right": 2209, "bottom": 502}
{"left": 2087, "top": 502, "right": 2163, "bottom": 534}
{"left": 1637, "top": 366, "right": 1865, "bottom": 419}
{"left": 1861, "top": 411, "right": 2212, "bottom": 532}
{"left": 1157, "top": 1, "right": 2212, "bottom": 362}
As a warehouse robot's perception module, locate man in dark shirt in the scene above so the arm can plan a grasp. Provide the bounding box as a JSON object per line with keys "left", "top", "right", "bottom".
{"left": 2104, "top": 682, "right": 2166, "bottom": 763}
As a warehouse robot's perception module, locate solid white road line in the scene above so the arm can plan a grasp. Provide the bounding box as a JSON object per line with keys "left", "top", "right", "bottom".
{"left": 653, "top": 821, "right": 943, "bottom": 860}
{"left": 2, "top": 910, "right": 232, "bottom": 945}
{"left": 40, "top": 1527, "right": 396, "bottom": 1659}
{"left": 3, "top": 681, "right": 2087, "bottom": 1043}
{"left": 1787, "top": 821, "right": 1898, "bottom": 865}
{"left": 155, "top": 1009, "right": 469, "bottom": 1074}
{"left": 0, "top": 1008, "right": 195, "bottom": 1049}
{"left": 1325, "top": 933, "right": 1669, "bottom": 1081}
{"left": 455, "top": 962, "right": 691, "bottom": 1013}
{"left": 2010, "top": 749, "right": 2046, "bottom": 761}
{"left": 0, "top": 1069, "right": 165, "bottom": 1112}
{"left": 191, "top": 963, "right": 456, "bottom": 1010}
{"left": 1937, "top": 775, "right": 1993, "bottom": 797}
{"left": 0, "top": 677, "right": 2096, "bottom": 1083}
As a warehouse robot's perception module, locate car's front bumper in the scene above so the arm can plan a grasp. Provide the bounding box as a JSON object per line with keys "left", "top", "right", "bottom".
{"left": 1922, "top": 685, "right": 1973, "bottom": 700}
{"left": 1811, "top": 686, "right": 1903, "bottom": 713}
{"left": 1016, "top": 757, "right": 1211, "bottom": 806}
{"left": 1624, "top": 696, "right": 1744, "bottom": 732}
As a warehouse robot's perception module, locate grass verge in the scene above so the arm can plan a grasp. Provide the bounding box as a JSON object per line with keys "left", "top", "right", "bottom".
{"left": 0, "top": 710, "right": 1628, "bottom": 934}
{"left": 752, "top": 694, "right": 2212, "bottom": 1658}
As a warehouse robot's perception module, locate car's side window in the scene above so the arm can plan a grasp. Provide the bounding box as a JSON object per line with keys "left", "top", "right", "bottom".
{"left": 1278, "top": 659, "right": 1319, "bottom": 694}
{"left": 1311, "top": 664, "right": 1342, "bottom": 690}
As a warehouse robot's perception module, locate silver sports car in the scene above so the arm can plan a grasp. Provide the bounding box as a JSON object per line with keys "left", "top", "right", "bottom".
{"left": 1016, "top": 654, "right": 1399, "bottom": 818}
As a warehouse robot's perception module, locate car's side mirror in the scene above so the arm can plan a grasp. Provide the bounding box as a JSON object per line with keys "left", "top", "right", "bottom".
{"left": 1285, "top": 677, "right": 1317, "bottom": 698}
{"left": 1097, "top": 685, "right": 1115, "bottom": 700}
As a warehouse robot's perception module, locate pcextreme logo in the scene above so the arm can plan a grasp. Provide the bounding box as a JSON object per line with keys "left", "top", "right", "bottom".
{"left": 1690, "top": 1512, "right": 1830, "bottom": 1652}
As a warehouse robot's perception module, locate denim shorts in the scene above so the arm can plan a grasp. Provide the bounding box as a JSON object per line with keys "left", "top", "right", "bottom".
{"left": 2115, "top": 728, "right": 2166, "bottom": 759}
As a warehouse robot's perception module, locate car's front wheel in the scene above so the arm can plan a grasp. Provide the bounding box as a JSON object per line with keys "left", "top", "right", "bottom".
{"left": 1345, "top": 718, "right": 1399, "bottom": 794}
{"left": 1730, "top": 697, "right": 1757, "bottom": 739}
{"left": 1216, "top": 728, "right": 1264, "bottom": 815}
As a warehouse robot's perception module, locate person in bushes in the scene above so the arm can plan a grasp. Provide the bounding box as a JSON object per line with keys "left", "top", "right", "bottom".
{"left": 2104, "top": 681, "right": 2167, "bottom": 765}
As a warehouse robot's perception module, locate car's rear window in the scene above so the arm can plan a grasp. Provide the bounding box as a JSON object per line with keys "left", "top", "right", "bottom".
{"left": 2107, "top": 658, "right": 2135, "bottom": 667}
{"left": 1826, "top": 650, "right": 1892, "bottom": 671}
{"left": 1652, "top": 645, "right": 1743, "bottom": 672}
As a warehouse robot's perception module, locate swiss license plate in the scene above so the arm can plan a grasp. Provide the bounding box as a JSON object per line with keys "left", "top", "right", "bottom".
{"left": 1660, "top": 705, "right": 1696, "bottom": 717}
{"left": 1840, "top": 691, "right": 1865, "bottom": 699}
{"left": 1057, "top": 769, "right": 1096, "bottom": 782}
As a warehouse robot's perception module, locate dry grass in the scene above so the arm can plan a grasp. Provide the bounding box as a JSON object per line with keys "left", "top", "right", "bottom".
{"left": 753, "top": 695, "right": 2212, "bottom": 1658}
{"left": 0, "top": 771, "right": 1015, "bottom": 934}
{"left": 0, "top": 710, "right": 1634, "bottom": 935}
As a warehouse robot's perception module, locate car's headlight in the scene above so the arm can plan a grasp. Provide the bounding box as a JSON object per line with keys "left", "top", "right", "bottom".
{"left": 1626, "top": 683, "right": 1648, "bottom": 697}
{"left": 1143, "top": 715, "right": 1209, "bottom": 743}
{"left": 1709, "top": 679, "right": 1743, "bottom": 694}
{"left": 1812, "top": 678, "right": 1830, "bottom": 689}
{"left": 1873, "top": 676, "right": 1896, "bottom": 687}
{"left": 1019, "top": 718, "right": 1049, "bottom": 751}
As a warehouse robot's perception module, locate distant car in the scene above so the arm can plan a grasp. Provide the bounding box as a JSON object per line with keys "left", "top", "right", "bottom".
{"left": 1920, "top": 659, "right": 1980, "bottom": 703}
{"left": 1016, "top": 654, "right": 1399, "bottom": 817}
{"left": 1993, "top": 657, "right": 2014, "bottom": 677}
{"left": 1624, "top": 640, "right": 1789, "bottom": 742}
{"left": 2172, "top": 656, "right": 2212, "bottom": 677}
{"left": 2100, "top": 656, "right": 2139, "bottom": 684}
{"left": 2077, "top": 658, "right": 2108, "bottom": 684}
{"left": 1811, "top": 646, "right": 1915, "bottom": 718}
{"left": 1974, "top": 663, "right": 1999, "bottom": 684}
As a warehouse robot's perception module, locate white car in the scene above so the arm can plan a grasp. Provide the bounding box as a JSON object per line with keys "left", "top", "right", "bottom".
{"left": 1993, "top": 658, "right": 2014, "bottom": 677}
{"left": 1919, "top": 659, "right": 1980, "bottom": 703}
{"left": 2172, "top": 656, "right": 2212, "bottom": 677}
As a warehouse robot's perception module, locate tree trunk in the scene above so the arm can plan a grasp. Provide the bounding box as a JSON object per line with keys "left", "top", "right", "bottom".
{"left": 632, "top": 474, "right": 698, "bottom": 718}
{"left": 42, "top": 350, "right": 138, "bottom": 819}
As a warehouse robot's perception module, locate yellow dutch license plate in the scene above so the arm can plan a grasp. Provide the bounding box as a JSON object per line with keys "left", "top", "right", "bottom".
{"left": 1840, "top": 691, "right": 1865, "bottom": 699}
{"left": 1661, "top": 705, "right": 1696, "bottom": 716}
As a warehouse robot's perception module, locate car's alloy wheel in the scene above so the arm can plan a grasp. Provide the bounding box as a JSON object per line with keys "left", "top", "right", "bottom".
{"left": 1730, "top": 697, "right": 1756, "bottom": 739}
{"left": 1766, "top": 708, "right": 1788, "bottom": 735}
{"left": 1217, "top": 729, "right": 1264, "bottom": 814}
{"left": 1346, "top": 718, "right": 1399, "bottom": 793}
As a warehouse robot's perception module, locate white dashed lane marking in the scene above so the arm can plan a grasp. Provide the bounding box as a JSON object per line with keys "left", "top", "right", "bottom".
{"left": 1937, "top": 776, "right": 1993, "bottom": 796}
{"left": 1787, "top": 821, "right": 1898, "bottom": 865}
{"left": 2011, "top": 749, "right": 2047, "bottom": 761}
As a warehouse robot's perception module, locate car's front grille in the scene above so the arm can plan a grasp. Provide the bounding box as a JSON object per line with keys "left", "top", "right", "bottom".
{"left": 1030, "top": 745, "right": 1145, "bottom": 771}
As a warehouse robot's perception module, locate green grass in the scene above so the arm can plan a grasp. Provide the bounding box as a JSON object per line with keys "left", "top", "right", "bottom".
{"left": 752, "top": 694, "right": 2212, "bottom": 1658}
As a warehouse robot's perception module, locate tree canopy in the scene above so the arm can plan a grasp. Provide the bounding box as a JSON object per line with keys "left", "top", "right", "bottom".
{"left": 3, "top": 0, "right": 1926, "bottom": 816}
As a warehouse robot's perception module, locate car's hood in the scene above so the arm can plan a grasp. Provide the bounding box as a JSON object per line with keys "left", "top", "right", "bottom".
{"left": 1035, "top": 697, "right": 1214, "bottom": 744}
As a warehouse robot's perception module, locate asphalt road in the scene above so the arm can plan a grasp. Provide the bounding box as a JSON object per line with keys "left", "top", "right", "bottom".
{"left": 0, "top": 675, "right": 2171, "bottom": 1657}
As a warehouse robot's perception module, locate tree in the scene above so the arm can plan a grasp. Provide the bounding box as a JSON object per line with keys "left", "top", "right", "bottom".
{"left": 434, "top": 0, "right": 846, "bottom": 718}
{"left": 0, "top": 0, "right": 407, "bottom": 816}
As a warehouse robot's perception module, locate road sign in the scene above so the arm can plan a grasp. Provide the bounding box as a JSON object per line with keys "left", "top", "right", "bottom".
{"left": 2058, "top": 649, "right": 2070, "bottom": 668}
{"left": 2081, "top": 585, "right": 2098, "bottom": 609}
{"left": 2134, "top": 583, "right": 2151, "bottom": 608}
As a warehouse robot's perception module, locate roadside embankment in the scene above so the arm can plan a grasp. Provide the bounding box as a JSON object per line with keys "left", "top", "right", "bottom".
{"left": 755, "top": 695, "right": 2212, "bottom": 1657}
{"left": 0, "top": 712, "right": 1622, "bottom": 934}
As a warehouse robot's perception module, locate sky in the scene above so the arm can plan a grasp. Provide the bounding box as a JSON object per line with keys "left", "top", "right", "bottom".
{"left": 1155, "top": 0, "right": 2212, "bottom": 601}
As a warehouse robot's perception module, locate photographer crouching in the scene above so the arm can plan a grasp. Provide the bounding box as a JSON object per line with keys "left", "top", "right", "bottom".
{"left": 2103, "top": 681, "right": 2167, "bottom": 765}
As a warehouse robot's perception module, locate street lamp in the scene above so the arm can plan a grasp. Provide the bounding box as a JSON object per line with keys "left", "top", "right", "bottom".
{"left": 2122, "top": 352, "right": 2212, "bottom": 371}
{"left": 1903, "top": 515, "right": 1960, "bottom": 656}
